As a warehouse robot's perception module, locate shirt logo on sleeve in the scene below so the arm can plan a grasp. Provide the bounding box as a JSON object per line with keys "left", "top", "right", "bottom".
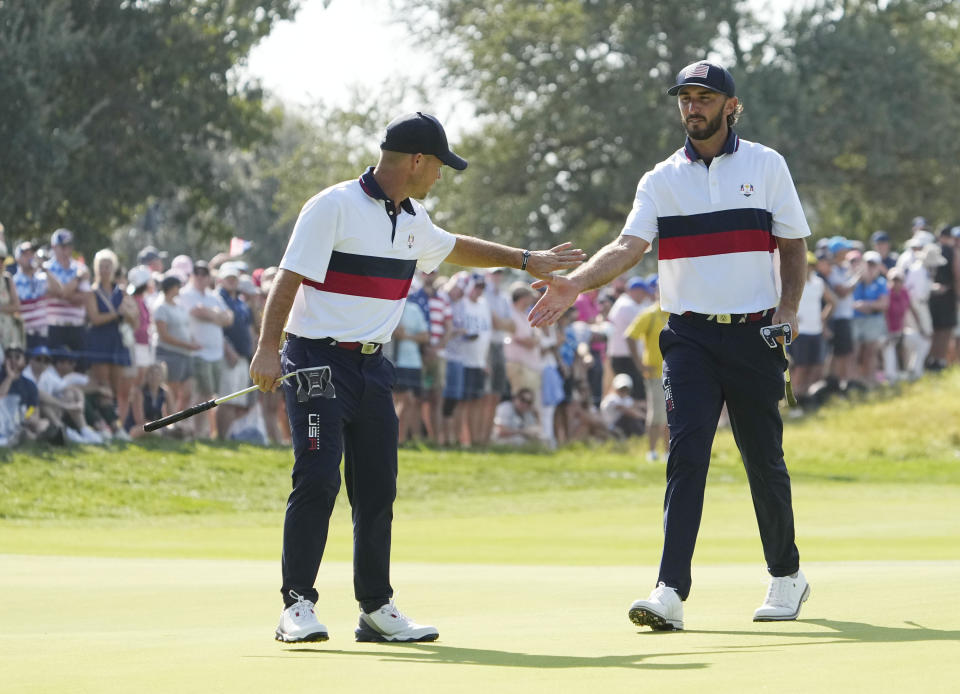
{"left": 739, "top": 183, "right": 755, "bottom": 197}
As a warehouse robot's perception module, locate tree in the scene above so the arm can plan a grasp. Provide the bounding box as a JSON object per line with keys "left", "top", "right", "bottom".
{"left": 0, "top": 0, "right": 302, "bottom": 253}
{"left": 746, "top": 0, "right": 960, "bottom": 242}
{"left": 396, "top": 0, "right": 755, "bottom": 251}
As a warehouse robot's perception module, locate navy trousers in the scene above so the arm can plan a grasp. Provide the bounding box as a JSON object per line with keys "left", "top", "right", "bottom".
{"left": 280, "top": 336, "right": 398, "bottom": 612}
{"left": 658, "top": 313, "right": 800, "bottom": 600}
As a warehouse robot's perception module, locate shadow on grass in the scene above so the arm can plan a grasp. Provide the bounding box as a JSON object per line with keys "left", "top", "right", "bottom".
{"left": 698, "top": 618, "right": 960, "bottom": 645}
{"left": 258, "top": 643, "right": 709, "bottom": 670}
{"left": 249, "top": 619, "right": 960, "bottom": 670}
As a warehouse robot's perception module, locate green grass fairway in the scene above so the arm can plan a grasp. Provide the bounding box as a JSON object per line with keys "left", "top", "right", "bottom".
{"left": 2, "top": 372, "right": 959, "bottom": 692}
{"left": 2, "top": 555, "right": 959, "bottom": 694}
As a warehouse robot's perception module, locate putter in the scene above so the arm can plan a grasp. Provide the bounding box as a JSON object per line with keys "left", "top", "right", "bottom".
{"left": 760, "top": 323, "right": 798, "bottom": 408}
{"left": 143, "top": 365, "right": 335, "bottom": 432}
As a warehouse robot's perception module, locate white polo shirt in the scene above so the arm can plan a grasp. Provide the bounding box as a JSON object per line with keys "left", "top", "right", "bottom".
{"left": 280, "top": 169, "right": 457, "bottom": 343}
{"left": 621, "top": 132, "right": 810, "bottom": 314}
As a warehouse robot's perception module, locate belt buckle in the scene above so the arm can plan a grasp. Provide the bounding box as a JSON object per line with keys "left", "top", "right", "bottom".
{"left": 360, "top": 343, "right": 378, "bottom": 355}
{"left": 716, "top": 313, "right": 731, "bottom": 324}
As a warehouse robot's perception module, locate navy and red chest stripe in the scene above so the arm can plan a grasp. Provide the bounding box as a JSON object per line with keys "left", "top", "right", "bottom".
{"left": 657, "top": 208, "right": 775, "bottom": 260}
{"left": 301, "top": 250, "right": 416, "bottom": 301}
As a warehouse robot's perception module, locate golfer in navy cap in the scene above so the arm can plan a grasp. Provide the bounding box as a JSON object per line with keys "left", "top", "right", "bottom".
{"left": 530, "top": 59, "right": 812, "bottom": 630}
{"left": 250, "top": 111, "right": 585, "bottom": 644}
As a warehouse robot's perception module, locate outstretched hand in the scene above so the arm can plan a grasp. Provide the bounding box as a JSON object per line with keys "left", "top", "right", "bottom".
{"left": 528, "top": 274, "right": 581, "bottom": 327}
{"left": 523, "top": 242, "right": 586, "bottom": 280}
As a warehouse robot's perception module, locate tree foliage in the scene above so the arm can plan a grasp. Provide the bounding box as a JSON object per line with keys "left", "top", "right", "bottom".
{"left": 747, "top": 0, "right": 960, "bottom": 239}
{"left": 0, "top": 0, "right": 301, "bottom": 252}
{"left": 398, "top": 0, "right": 960, "bottom": 249}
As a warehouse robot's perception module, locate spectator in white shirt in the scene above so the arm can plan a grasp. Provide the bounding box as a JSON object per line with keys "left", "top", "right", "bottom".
{"left": 600, "top": 373, "right": 645, "bottom": 439}
{"left": 791, "top": 252, "right": 835, "bottom": 400}
{"left": 491, "top": 387, "right": 541, "bottom": 446}
{"left": 607, "top": 276, "right": 649, "bottom": 401}
{"left": 503, "top": 283, "right": 542, "bottom": 414}
{"left": 178, "top": 260, "right": 233, "bottom": 438}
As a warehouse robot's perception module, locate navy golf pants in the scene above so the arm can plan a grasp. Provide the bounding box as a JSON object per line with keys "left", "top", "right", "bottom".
{"left": 280, "top": 336, "right": 398, "bottom": 612}
{"left": 658, "top": 313, "right": 800, "bottom": 600}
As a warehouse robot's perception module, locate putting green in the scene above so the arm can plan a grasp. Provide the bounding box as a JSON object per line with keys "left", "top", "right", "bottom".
{"left": 2, "top": 555, "right": 958, "bottom": 694}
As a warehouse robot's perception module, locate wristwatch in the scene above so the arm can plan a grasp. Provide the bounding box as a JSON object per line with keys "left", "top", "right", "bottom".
{"left": 520, "top": 249, "right": 531, "bottom": 271}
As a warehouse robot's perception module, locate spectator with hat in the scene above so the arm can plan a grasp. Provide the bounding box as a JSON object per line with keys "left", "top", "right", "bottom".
{"left": 0, "top": 241, "right": 24, "bottom": 355}
{"left": 490, "top": 387, "right": 541, "bottom": 446}
{"left": 852, "top": 251, "right": 889, "bottom": 386}
{"left": 882, "top": 266, "right": 920, "bottom": 383}
{"left": 625, "top": 278, "right": 669, "bottom": 460}
{"left": 902, "top": 244, "right": 944, "bottom": 380}
{"left": 44, "top": 229, "right": 91, "bottom": 358}
{"left": 137, "top": 245, "right": 167, "bottom": 274}
{"left": 600, "top": 373, "right": 645, "bottom": 439}
{"left": 37, "top": 347, "right": 106, "bottom": 444}
{"left": 825, "top": 237, "right": 857, "bottom": 386}
{"left": 607, "top": 275, "right": 650, "bottom": 403}
{"left": 0, "top": 342, "right": 52, "bottom": 445}
{"left": 154, "top": 273, "right": 201, "bottom": 436}
{"left": 870, "top": 230, "right": 898, "bottom": 271}
{"left": 13, "top": 241, "right": 50, "bottom": 352}
{"left": 217, "top": 263, "right": 256, "bottom": 440}
{"left": 178, "top": 260, "right": 233, "bottom": 438}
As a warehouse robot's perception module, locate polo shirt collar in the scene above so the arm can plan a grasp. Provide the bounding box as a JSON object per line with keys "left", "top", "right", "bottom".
{"left": 683, "top": 129, "right": 740, "bottom": 162}
{"left": 359, "top": 166, "right": 416, "bottom": 215}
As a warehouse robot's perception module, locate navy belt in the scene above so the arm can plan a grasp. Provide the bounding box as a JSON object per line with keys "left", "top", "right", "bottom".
{"left": 680, "top": 308, "right": 774, "bottom": 324}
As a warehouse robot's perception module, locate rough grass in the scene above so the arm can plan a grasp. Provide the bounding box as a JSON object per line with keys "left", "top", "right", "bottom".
{"left": 1, "top": 369, "right": 958, "bottom": 521}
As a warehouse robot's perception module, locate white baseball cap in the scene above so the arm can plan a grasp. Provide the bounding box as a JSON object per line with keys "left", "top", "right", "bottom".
{"left": 612, "top": 373, "right": 633, "bottom": 391}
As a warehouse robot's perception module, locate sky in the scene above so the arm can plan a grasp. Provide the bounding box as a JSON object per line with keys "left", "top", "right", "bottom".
{"left": 244, "top": 0, "right": 807, "bottom": 132}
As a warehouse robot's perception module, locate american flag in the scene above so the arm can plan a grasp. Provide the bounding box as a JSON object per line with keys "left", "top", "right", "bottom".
{"left": 686, "top": 63, "right": 710, "bottom": 79}
{"left": 229, "top": 237, "right": 252, "bottom": 256}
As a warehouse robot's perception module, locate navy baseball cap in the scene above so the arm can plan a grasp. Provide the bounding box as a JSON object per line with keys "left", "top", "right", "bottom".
{"left": 870, "top": 230, "right": 890, "bottom": 243}
{"left": 381, "top": 112, "right": 468, "bottom": 170}
{"left": 667, "top": 61, "right": 736, "bottom": 97}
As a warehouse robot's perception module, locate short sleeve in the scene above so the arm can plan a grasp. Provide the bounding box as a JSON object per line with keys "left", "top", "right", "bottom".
{"left": 768, "top": 154, "right": 811, "bottom": 240}
{"left": 620, "top": 172, "right": 659, "bottom": 245}
{"left": 416, "top": 223, "right": 457, "bottom": 274}
{"left": 279, "top": 191, "right": 341, "bottom": 282}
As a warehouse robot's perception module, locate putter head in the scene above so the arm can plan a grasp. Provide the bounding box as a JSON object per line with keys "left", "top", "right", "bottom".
{"left": 294, "top": 366, "right": 336, "bottom": 402}
{"left": 761, "top": 323, "right": 792, "bottom": 348}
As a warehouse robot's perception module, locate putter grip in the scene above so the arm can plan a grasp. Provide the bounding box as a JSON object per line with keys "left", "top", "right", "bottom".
{"left": 143, "top": 400, "right": 217, "bottom": 432}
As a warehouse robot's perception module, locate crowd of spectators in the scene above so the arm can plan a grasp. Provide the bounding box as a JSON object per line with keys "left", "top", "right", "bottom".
{"left": 1, "top": 215, "right": 958, "bottom": 450}
{"left": 792, "top": 217, "right": 960, "bottom": 409}
{"left": 0, "top": 223, "right": 280, "bottom": 447}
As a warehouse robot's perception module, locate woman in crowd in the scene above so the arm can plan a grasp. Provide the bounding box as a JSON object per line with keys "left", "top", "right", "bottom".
{"left": 153, "top": 274, "right": 201, "bottom": 437}
{"left": 125, "top": 265, "right": 155, "bottom": 435}
{"left": 85, "top": 248, "right": 138, "bottom": 436}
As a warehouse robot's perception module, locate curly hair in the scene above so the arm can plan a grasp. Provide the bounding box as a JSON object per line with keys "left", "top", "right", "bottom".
{"left": 728, "top": 100, "right": 744, "bottom": 129}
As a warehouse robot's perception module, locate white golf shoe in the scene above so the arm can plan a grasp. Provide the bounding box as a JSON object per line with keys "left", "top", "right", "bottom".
{"left": 355, "top": 599, "right": 439, "bottom": 642}
{"left": 753, "top": 569, "right": 810, "bottom": 621}
{"left": 628, "top": 582, "right": 683, "bottom": 631}
{"left": 275, "top": 591, "right": 328, "bottom": 643}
